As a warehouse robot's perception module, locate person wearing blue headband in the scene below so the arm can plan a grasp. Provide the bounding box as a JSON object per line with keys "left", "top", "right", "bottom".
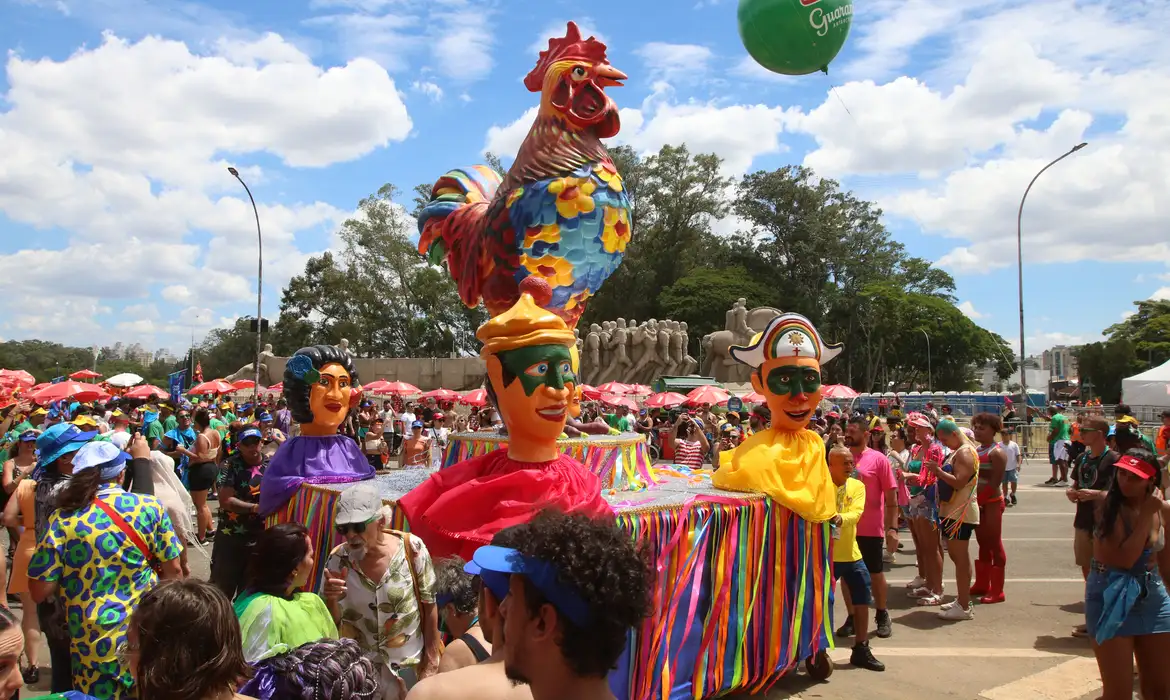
{"left": 28, "top": 439, "right": 184, "bottom": 698}
{"left": 468, "top": 510, "right": 650, "bottom": 700}
{"left": 406, "top": 525, "right": 530, "bottom": 700}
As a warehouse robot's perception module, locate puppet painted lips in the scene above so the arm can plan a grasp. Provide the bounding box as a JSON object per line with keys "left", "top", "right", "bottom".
{"left": 537, "top": 405, "right": 567, "bottom": 421}
{"left": 325, "top": 401, "right": 343, "bottom": 412}
{"left": 785, "top": 409, "right": 812, "bottom": 421}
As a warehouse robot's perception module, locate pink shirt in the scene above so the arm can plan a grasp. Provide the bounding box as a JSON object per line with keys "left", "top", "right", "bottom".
{"left": 854, "top": 447, "right": 895, "bottom": 537}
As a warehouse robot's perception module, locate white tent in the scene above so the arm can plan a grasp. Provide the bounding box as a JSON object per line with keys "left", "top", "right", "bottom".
{"left": 1121, "top": 360, "right": 1170, "bottom": 407}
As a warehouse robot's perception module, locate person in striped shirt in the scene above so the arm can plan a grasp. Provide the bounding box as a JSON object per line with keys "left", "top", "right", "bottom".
{"left": 673, "top": 413, "right": 709, "bottom": 469}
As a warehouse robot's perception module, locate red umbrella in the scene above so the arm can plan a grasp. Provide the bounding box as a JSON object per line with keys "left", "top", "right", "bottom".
{"left": 381, "top": 381, "right": 420, "bottom": 395}
{"left": 268, "top": 382, "right": 283, "bottom": 393}
{"left": 644, "top": 392, "right": 687, "bottom": 409}
{"left": 189, "top": 379, "right": 236, "bottom": 396}
{"left": 627, "top": 384, "right": 653, "bottom": 396}
{"left": 742, "top": 391, "right": 767, "bottom": 404}
{"left": 685, "top": 385, "right": 731, "bottom": 407}
{"left": 601, "top": 394, "right": 638, "bottom": 411}
{"left": 27, "top": 382, "right": 51, "bottom": 394}
{"left": 420, "top": 388, "right": 460, "bottom": 401}
{"left": 460, "top": 388, "right": 488, "bottom": 407}
{"left": 69, "top": 369, "right": 102, "bottom": 380}
{"left": 579, "top": 385, "right": 602, "bottom": 401}
{"left": 125, "top": 384, "right": 169, "bottom": 400}
{"left": 0, "top": 370, "right": 35, "bottom": 390}
{"left": 231, "top": 379, "right": 256, "bottom": 390}
{"left": 822, "top": 384, "right": 860, "bottom": 400}
{"left": 32, "top": 381, "right": 106, "bottom": 404}
{"left": 362, "top": 380, "right": 391, "bottom": 394}
{"left": 596, "top": 382, "right": 632, "bottom": 395}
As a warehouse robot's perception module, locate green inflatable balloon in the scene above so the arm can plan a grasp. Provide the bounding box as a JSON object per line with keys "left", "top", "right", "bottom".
{"left": 738, "top": 0, "right": 854, "bottom": 76}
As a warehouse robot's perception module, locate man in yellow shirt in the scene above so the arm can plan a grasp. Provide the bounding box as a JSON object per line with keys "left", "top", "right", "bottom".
{"left": 829, "top": 446, "right": 885, "bottom": 672}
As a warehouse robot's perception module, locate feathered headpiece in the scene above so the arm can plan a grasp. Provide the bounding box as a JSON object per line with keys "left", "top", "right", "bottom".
{"left": 524, "top": 21, "right": 610, "bottom": 92}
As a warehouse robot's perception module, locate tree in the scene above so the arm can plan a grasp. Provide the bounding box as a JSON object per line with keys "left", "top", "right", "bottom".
{"left": 1077, "top": 339, "right": 1142, "bottom": 403}
{"left": 657, "top": 267, "right": 774, "bottom": 356}
{"left": 1105, "top": 300, "right": 1170, "bottom": 367}
{"left": 278, "top": 184, "right": 486, "bottom": 358}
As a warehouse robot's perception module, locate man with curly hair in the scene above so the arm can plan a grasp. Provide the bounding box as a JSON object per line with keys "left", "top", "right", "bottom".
{"left": 465, "top": 510, "right": 651, "bottom": 700}
{"left": 406, "top": 526, "right": 533, "bottom": 700}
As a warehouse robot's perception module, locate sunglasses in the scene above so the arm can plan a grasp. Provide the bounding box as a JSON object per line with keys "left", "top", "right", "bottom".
{"left": 336, "top": 517, "right": 376, "bottom": 536}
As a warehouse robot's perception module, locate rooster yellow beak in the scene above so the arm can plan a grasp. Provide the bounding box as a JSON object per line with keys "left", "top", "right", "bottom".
{"left": 593, "top": 64, "right": 627, "bottom": 87}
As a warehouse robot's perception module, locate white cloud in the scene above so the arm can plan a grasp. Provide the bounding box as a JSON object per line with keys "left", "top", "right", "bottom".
{"left": 411, "top": 80, "right": 444, "bottom": 101}
{"left": 161, "top": 285, "right": 193, "bottom": 304}
{"left": 957, "top": 301, "right": 985, "bottom": 319}
{"left": 528, "top": 18, "right": 607, "bottom": 55}
{"left": 483, "top": 91, "right": 787, "bottom": 176}
{"left": 1152, "top": 288, "right": 1170, "bottom": 302}
{"left": 778, "top": 1, "right": 1170, "bottom": 275}
{"left": 0, "top": 31, "right": 408, "bottom": 350}
{"left": 636, "top": 42, "right": 714, "bottom": 81}
{"left": 309, "top": 0, "right": 494, "bottom": 81}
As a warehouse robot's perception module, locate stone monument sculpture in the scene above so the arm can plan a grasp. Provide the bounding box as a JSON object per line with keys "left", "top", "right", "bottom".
{"left": 576, "top": 316, "right": 704, "bottom": 386}
{"left": 702, "top": 302, "right": 785, "bottom": 383}
{"left": 225, "top": 343, "right": 278, "bottom": 386}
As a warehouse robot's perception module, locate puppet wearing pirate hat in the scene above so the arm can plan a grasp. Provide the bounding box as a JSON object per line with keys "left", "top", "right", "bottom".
{"left": 712, "top": 313, "right": 840, "bottom": 522}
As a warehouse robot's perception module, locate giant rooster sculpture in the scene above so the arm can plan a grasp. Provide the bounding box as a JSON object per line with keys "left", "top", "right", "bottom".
{"left": 416, "top": 21, "right": 631, "bottom": 329}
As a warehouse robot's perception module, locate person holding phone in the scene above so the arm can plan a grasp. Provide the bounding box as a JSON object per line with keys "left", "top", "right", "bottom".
{"left": 673, "top": 414, "right": 709, "bottom": 469}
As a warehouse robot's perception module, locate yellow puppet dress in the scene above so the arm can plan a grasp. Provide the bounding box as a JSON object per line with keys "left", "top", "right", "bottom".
{"left": 713, "top": 427, "right": 836, "bottom": 522}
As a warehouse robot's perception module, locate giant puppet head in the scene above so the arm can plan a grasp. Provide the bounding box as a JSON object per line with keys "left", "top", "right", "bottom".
{"left": 730, "top": 313, "right": 842, "bottom": 433}
{"left": 282, "top": 345, "right": 362, "bottom": 437}
{"left": 479, "top": 277, "right": 577, "bottom": 462}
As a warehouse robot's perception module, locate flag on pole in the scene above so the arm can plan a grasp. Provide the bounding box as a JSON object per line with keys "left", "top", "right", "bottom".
{"left": 194, "top": 362, "right": 203, "bottom": 384}
{"left": 168, "top": 370, "right": 187, "bottom": 404}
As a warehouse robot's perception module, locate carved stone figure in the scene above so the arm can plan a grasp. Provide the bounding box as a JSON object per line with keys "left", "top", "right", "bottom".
{"left": 678, "top": 321, "right": 698, "bottom": 375}
{"left": 225, "top": 343, "right": 278, "bottom": 386}
{"left": 582, "top": 324, "right": 602, "bottom": 385}
{"left": 702, "top": 304, "right": 784, "bottom": 383}
{"left": 597, "top": 318, "right": 633, "bottom": 385}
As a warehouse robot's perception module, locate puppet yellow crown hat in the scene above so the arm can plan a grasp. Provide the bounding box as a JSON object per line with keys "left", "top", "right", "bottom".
{"left": 477, "top": 277, "right": 575, "bottom": 356}
{"left": 730, "top": 312, "right": 843, "bottom": 369}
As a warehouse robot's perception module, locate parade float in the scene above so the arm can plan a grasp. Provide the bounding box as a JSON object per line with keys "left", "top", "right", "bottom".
{"left": 266, "top": 21, "right": 837, "bottom": 697}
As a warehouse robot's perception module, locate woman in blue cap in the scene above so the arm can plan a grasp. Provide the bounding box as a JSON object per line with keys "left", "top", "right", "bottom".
{"left": 29, "top": 439, "right": 184, "bottom": 699}
{"left": 31, "top": 422, "right": 95, "bottom": 694}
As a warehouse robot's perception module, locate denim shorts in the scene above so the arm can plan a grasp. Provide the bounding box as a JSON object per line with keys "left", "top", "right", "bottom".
{"left": 1002, "top": 469, "right": 1019, "bottom": 484}
{"left": 833, "top": 560, "right": 874, "bottom": 606}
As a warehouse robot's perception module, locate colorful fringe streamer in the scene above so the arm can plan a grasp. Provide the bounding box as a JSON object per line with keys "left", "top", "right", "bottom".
{"left": 442, "top": 434, "right": 657, "bottom": 491}
{"left": 271, "top": 482, "right": 832, "bottom": 699}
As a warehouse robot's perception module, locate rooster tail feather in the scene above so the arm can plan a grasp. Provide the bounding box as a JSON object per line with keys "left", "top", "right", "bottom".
{"left": 415, "top": 165, "right": 504, "bottom": 309}
{"left": 416, "top": 165, "right": 504, "bottom": 255}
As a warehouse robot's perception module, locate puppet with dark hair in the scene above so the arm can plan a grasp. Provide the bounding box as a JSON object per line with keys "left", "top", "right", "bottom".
{"left": 399, "top": 278, "right": 613, "bottom": 561}
{"left": 258, "top": 345, "right": 375, "bottom": 515}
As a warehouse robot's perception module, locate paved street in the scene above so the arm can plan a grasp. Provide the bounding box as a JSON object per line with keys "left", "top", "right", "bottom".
{"left": 763, "top": 459, "right": 1111, "bottom": 700}
{"left": 17, "top": 459, "right": 1113, "bottom": 699}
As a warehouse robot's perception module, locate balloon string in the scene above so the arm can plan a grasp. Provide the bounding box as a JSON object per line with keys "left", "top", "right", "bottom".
{"left": 827, "top": 81, "right": 934, "bottom": 243}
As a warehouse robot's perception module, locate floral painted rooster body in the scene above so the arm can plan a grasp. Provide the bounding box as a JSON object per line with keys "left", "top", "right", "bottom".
{"left": 416, "top": 22, "right": 632, "bottom": 329}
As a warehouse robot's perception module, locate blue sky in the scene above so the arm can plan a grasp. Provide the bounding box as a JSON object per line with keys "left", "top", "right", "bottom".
{"left": 0, "top": 0, "right": 1167, "bottom": 358}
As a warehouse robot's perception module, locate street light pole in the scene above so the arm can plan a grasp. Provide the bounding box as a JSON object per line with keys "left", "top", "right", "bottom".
{"left": 1016, "top": 142, "right": 1087, "bottom": 447}
{"left": 920, "top": 329, "right": 931, "bottom": 393}
{"left": 228, "top": 167, "right": 263, "bottom": 401}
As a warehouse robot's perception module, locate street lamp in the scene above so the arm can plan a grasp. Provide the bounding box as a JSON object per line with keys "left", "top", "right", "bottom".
{"left": 920, "top": 328, "right": 931, "bottom": 393}
{"left": 1016, "top": 142, "right": 1087, "bottom": 442}
{"left": 228, "top": 167, "right": 263, "bottom": 400}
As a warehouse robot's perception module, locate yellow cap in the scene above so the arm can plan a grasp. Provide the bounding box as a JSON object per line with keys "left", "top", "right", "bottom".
{"left": 72, "top": 416, "right": 98, "bottom": 429}
{"left": 30, "top": 408, "right": 47, "bottom": 418}
{"left": 477, "top": 277, "right": 575, "bottom": 356}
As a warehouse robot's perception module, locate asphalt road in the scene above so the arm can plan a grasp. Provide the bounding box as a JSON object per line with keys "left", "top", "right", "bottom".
{"left": 762, "top": 459, "right": 1119, "bottom": 700}
{"left": 17, "top": 459, "right": 1116, "bottom": 699}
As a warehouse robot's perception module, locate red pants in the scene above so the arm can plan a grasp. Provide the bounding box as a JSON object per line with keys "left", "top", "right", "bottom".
{"left": 976, "top": 498, "right": 1006, "bottom": 567}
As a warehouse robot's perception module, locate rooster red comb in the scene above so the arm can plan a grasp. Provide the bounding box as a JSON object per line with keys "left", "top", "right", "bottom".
{"left": 524, "top": 21, "right": 610, "bottom": 93}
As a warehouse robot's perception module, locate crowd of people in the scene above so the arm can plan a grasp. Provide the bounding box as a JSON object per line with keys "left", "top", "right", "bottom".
{"left": 0, "top": 391, "right": 652, "bottom": 700}
{"left": 0, "top": 386, "right": 1167, "bottom": 697}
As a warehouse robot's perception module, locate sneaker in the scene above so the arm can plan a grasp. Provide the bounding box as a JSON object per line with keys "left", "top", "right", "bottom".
{"left": 874, "top": 610, "right": 892, "bottom": 638}
{"left": 908, "top": 586, "right": 932, "bottom": 598}
{"left": 1010, "top": 493, "right": 1017, "bottom": 505}
{"left": 883, "top": 552, "right": 897, "bottom": 565}
{"left": 1055, "top": 479, "right": 1068, "bottom": 487}
{"left": 915, "top": 593, "right": 945, "bottom": 607}
{"left": 1044, "top": 477, "right": 1058, "bottom": 485}
{"left": 940, "top": 599, "right": 958, "bottom": 611}
{"left": 835, "top": 615, "right": 855, "bottom": 638}
{"left": 1006, "top": 499, "right": 1014, "bottom": 508}
{"left": 905, "top": 576, "right": 926, "bottom": 589}
{"left": 938, "top": 603, "right": 974, "bottom": 621}
{"left": 850, "top": 641, "right": 886, "bottom": 672}
{"left": 21, "top": 666, "right": 38, "bottom": 685}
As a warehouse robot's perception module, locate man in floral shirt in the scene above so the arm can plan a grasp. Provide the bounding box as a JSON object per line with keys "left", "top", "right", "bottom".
{"left": 210, "top": 427, "right": 268, "bottom": 599}
{"left": 323, "top": 482, "right": 441, "bottom": 698}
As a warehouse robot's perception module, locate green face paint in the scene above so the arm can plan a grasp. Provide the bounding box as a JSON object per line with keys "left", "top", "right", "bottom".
{"left": 764, "top": 365, "right": 821, "bottom": 399}
{"left": 497, "top": 344, "right": 576, "bottom": 396}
